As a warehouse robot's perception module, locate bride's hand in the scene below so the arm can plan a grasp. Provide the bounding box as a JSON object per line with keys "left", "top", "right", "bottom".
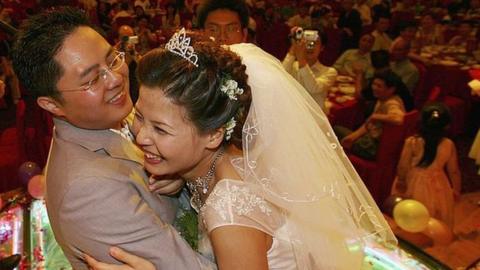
{"left": 85, "top": 247, "right": 156, "bottom": 270}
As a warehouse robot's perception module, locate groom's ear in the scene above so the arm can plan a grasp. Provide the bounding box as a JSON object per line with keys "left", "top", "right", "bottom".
{"left": 37, "top": 96, "right": 66, "bottom": 117}
{"left": 205, "top": 127, "right": 225, "bottom": 149}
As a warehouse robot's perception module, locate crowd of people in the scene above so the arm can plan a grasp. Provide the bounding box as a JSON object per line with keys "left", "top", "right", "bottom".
{"left": 1, "top": 0, "right": 480, "bottom": 269}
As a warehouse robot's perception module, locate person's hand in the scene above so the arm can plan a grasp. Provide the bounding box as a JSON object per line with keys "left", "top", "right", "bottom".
{"left": 341, "top": 135, "right": 355, "bottom": 150}
{"left": 289, "top": 26, "right": 302, "bottom": 37}
{"left": 85, "top": 247, "right": 156, "bottom": 270}
{"left": 293, "top": 39, "right": 308, "bottom": 67}
{"left": 148, "top": 175, "right": 185, "bottom": 195}
{"left": 366, "top": 113, "right": 380, "bottom": 124}
{"left": 0, "top": 80, "right": 5, "bottom": 99}
{"left": 288, "top": 42, "right": 296, "bottom": 55}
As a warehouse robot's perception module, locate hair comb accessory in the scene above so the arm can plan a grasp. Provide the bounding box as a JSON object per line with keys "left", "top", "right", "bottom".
{"left": 165, "top": 28, "right": 199, "bottom": 67}
{"left": 224, "top": 117, "right": 236, "bottom": 141}
{"left": 220, "top": 77, "right": 244, "bottom": 100}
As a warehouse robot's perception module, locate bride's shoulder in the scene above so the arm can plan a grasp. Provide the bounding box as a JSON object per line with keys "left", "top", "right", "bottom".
{"left": 212, "top": 178, "right": 247, "bottom": 194}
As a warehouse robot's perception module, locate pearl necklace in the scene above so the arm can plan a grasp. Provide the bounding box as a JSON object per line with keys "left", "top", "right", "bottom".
{"left": 186, "top": 148, "right": 225, "bottom": 211}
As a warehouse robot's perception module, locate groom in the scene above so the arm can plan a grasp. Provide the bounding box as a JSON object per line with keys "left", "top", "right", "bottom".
{"left": 12, "top": 7, "right": 212, "bottom": 270}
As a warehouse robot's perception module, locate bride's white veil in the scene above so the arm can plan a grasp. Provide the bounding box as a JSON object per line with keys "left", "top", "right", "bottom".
{"left": 228, "top": 44, "right": 396, "bottom": 269}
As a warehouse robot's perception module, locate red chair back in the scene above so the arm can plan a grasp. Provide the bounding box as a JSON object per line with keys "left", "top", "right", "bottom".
{"left": 425, "top": 86, "right": 468, "bottom": 136}
{"left": 349, "top": 110, "right": 419, "bottom": 204}
{"left": 376, "top": 110, "right": 419, "bottom": 163}
{"left": 426, "top": 86, "right": 442, "bottom": 102}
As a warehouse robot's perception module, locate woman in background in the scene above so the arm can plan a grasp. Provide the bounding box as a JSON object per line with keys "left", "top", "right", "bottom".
{"left": 394, "top": 102, "right": 461, "bottom": 228}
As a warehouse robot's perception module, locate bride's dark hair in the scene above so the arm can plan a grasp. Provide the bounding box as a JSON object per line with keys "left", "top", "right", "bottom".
{"left": 137, "top": 33, "right": 251, "bottom": 149}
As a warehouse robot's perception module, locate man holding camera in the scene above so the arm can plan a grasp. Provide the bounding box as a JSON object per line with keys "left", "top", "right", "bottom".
{"left": 282, "top": 27, "right": 337, "bottom": 112}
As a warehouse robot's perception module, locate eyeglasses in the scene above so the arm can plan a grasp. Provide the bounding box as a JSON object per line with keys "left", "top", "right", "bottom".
{"left": 205, "top": 23, "right": 242, "bottom": 38}
{"left": 59, "top": 50, "right": 126, "bottom": 93}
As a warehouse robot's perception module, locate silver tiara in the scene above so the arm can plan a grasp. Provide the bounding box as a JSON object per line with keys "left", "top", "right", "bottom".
{"left": 165, "top": 28, "right": 199, "bottom": 67}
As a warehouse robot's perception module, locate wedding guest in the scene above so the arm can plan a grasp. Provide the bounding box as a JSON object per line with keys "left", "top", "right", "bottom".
{"left": 283, "top": 28, "right": 337, "bottom": 112}
{"left": 134, "top": 15, "right": 157, "bottom": 55}
{"left": 355, "top": 58, "right": 414, "bottom": 118}
{"left": 415, "top": 12, "right": 445, "bottom": 47}
{"left": 336, "top": 70, "right": 406, "bottom": 160}
{"left": 390, "top": 38, "right": 419, "bottom": 94}
{"left": 310, "top": 5, "right": 335, "bottom": 31}
{"left": 337, "top": 0, "right": 362, "bottom": 52}
{"left": 160, "top": 2, "right": 181, "bottom": 31}
{"left": 449, "top": 20, "right": 476, "bottom": 47}
{"left": 371, "top": 13, "right": 392, "bottom": 51}
{"left": 113, "top": 2, "right": 133, "bottom": 22}
{"left": 86, "top": 29, "right": 395, "bottom": 270}
{"left": 286, "top": 2, "right": 312, "bottom": 29}
{"left": 333, "top": 33, "right": 375, "bottom": 77}
{"left": 134, "top": 0, "right": 151, "bottom": 11}
{"left": 392, "top": 20, "right": 417, "bottom": 46}
{"left": 354, "top": 49, "right": 390, "bottom": 104}
{"left": 133, "top": 5, "right": 148, "bottom": 18}
{"left": 391, "top": 20, "right": 431, "bottom": 65}
{"left": 0, "top": 42, "right": 21, "bottom": 105}
{"left": 393, "top": 103, "right": 461, "bottom": 228}
{"left": 11, "top": 7, "right": 213, "bottom": 270}
{"left": 371, "top": 0, "right": 391, "bottom": 21}
{"left": 197, "top": 0, "right": 249, "bottom": 45}
{"left": 355, "top": 0, "right": 373, "bottom": 26}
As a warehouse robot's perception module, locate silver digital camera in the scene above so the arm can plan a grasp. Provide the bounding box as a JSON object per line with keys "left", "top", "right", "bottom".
{"left": 292, "top": 27, "right": 319, "bottom": 49}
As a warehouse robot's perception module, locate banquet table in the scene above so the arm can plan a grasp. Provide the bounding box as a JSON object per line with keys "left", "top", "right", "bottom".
{"left": 326, "top": 75, "right": 364, "bottom": 130}
{"left": 418, "top": 45, "right": 480, "bottom": 135}
{"left": 420, "top": 45, "right": 480, "bottom": 102}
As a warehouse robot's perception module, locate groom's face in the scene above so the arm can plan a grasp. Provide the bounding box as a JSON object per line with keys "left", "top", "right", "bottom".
{"left": 45, "top": 26, "right": 132, "bottom": 129}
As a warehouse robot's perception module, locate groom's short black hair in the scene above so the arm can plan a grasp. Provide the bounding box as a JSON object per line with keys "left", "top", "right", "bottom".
{"left": 12, "top": 6, "right": 93, "bottom": 100}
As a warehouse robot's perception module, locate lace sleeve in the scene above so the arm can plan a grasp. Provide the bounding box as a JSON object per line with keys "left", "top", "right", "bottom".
{"left": 200, "top": 180, "right": 282, "bottom": 237}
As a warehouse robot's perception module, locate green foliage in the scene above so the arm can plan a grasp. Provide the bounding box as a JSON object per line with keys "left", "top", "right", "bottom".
{"left": 174, "top": 209, "right": 199, "bottom": 250}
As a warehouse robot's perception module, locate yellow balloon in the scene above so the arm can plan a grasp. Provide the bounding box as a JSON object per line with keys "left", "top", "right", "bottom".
{"left": 393, "top": 199, "right": 430, "bottom": 233}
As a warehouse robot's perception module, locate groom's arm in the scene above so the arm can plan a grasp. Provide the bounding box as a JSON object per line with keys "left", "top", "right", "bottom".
{"left": 58, "top": 176, "right": 212, "bottom": 270}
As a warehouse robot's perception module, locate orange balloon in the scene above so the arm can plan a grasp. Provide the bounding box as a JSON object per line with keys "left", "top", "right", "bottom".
{"left": 422, "top": 218, "right": 453, "bottom": 246}
{"left": 28, "top": 175, "right": 46, "bottom": 199}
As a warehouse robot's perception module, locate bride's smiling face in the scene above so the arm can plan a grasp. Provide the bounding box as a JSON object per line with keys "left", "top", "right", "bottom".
{"left": 132, "top": 86, "right": 212, "bottom": 177}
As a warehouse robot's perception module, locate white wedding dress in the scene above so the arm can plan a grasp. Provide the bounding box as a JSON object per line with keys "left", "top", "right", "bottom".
{"left": 192, "top": 43, "right": 396, "bottom": 269}
{"left": 198, "top": 177, "right": 296, "bottom": 269}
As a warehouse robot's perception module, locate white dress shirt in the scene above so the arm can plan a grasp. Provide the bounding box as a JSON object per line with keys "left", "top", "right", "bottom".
{"left": 283, "top": 53, "right": 338, "bottom": 111}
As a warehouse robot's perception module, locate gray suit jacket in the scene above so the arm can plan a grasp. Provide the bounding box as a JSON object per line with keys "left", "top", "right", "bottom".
{"left": 45, "top": 118, "right": 213, "bottom": 270}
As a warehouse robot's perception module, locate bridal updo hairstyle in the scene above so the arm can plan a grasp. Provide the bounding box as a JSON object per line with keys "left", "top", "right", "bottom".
{"left": 417, "top": 102, "right": 451, "bottom": 167}
{"left": 137, "top": 35, "right": 251, "bottom": 149}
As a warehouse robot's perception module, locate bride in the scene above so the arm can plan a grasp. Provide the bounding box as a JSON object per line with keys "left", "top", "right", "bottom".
{"left": 86, "top": 29, "right": 396, "bottom": 270}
